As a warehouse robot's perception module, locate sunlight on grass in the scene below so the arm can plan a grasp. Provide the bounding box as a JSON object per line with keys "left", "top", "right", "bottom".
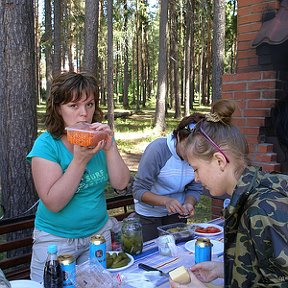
{"left": 113, "top": 109, "right": 182, "bottom": 153}
{"left": 115, "top": 129, "right": 160, "bottom": 153}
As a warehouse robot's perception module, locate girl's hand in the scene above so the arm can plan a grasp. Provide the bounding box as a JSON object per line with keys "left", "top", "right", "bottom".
{"left": 73, "top": 142, "right": 104, "bottom": 164}
{"left": 165, "top": 198, "right": 187, "bottom": 215}
{"left": 89, "top": 122, "right": 114, "bottom": 151}
{"left": 180, "top": 203, "right": 195, "bottom": 218}
{"left": 190, "top": 261, "right": 223, "bottom": 282}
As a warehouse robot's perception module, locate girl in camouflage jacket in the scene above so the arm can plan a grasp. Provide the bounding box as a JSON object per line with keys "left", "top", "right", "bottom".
{"left": 170, "top": 99, "right": 288, "bottom": 288}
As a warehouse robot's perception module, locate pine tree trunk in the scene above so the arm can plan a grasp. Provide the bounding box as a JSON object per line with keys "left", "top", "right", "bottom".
{"left": 53, "top": 0, "right": 62, "bottom": 76}
{"left": 212, "top": 0, "right": 225, "bottom": 102}
{"left": 107, "top": 0, "right": 114, "bottom": 129}
{"left": 84, "top": 0, "right": 99, "bottom": 76}
{"left": 44, "top": 0, "right": 53, "bottom": 98}
{"left": 0, "top": 0, "right": 38, "bottom": 219}
{"left": 123, "top": 0, "right": 129, "bottom": 109}
{"left": 170, "top": 0, "right": 181, "bottom": 119}
{"left": 154, "top": 0, "right": 168, "bottom": 131}
{"left": 184, "top": 0, "right": 192, "bottom": 116}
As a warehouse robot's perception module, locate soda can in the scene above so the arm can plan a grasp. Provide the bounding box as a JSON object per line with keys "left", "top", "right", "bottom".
{"left": 90, "top": 234, "right": 106, "bottom": 268}
{"left": 58, "top": 254, "right": 76, "bottom": 288}
{"left": 195, "top": 237, "right": 213, "bottom": 264}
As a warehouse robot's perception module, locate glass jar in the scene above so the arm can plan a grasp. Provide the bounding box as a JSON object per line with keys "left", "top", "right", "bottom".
{"left": 121, "top": 217, "right": 143, "bottom": 255}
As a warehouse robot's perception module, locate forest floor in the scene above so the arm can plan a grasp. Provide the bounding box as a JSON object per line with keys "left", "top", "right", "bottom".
{"left": 121, "top": 151, "right": 141, "bottom": 172}
{"left": 114, "top": 109, "right": 160, "bottom": 172}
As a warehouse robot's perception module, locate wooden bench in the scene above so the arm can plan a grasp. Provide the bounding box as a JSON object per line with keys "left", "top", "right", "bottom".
{"left": 0, "top": 194, "right": 134, "bottom": 281}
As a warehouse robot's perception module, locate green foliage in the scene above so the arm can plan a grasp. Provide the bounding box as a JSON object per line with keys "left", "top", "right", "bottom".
{"left": 38, "top": 0, "right": 236, "bottom": 113}
{"left": 190, "top": 195, "right": 212, "bottom": 223}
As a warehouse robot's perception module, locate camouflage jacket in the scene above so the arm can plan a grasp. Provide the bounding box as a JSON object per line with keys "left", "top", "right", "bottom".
{"left": 223, "top": 166, "right": 288, "bottom": 287}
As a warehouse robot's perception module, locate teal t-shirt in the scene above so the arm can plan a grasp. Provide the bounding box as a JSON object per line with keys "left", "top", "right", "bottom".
{"left": 27, "top": 132, "right": 109, "bottom": 238}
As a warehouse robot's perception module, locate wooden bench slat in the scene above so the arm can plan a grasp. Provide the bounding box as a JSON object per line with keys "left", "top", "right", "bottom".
{"left": 5, "top": 268, "right": 31, "bottom": 281}
{"left": 0, "top": 237, "right": 33, "bottom": 253}
{"left": 0, "top": 253, "right": 32, "bottom": 269}
{"left": 106, "top": 195, "right": 134, "bottom": 209}
{"left": 0, "top": 217, "right": 35, "bottom": 235}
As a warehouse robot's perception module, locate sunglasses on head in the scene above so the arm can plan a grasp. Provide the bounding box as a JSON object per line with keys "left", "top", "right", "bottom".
{"left": 197, "top": 121, "right": 230, "bottom": 163}
{"left": 184, "top": 122, "right": 196, "bottom": 132}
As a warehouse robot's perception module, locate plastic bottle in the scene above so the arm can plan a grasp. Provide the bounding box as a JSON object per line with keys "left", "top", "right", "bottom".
{"left": 110, "top": 216, "right": 122, "bottom": 251}
{"left": 43, "top": 244, "right": 63, "bottom": 288}
{"left": 223, "top": 198, "right": 231, "bottom": 209}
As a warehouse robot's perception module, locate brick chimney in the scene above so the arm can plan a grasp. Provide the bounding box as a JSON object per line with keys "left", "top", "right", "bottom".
{"left": 211, "top": 0, "right": 288, "bottom": 219}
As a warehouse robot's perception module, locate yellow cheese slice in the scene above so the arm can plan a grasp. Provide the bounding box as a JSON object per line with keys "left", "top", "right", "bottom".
{"left": 169, "top": 266, "right": 191, "bottom": 284}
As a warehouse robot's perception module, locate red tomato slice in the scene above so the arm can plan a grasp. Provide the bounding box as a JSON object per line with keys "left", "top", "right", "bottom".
{"left": 195, "top": 227, "right": 206, "bottom": 233}
{"left": 195, "top": 226, "right": 221, "bottom": 234}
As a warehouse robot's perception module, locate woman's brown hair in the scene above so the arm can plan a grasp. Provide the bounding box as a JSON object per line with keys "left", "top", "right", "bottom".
{"left": 172, "top": 112, "right": 206, "bottom": 142}
{"left": 45, "top": 71, "right": 103, "bottom": 138}
{"left": 187, "top": 99, "right": 249, "bottom": 170}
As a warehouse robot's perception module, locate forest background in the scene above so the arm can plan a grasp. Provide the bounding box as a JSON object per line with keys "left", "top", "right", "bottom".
{"left": 0, "top": 0, "right": 237, "bottom": 219}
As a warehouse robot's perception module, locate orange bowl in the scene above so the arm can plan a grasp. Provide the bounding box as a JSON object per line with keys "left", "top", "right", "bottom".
{"left": 66, "top": 122, "right": 108, "bottom": 147}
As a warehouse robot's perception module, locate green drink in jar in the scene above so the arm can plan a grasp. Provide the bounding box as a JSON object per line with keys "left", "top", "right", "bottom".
{"left": 121, "top": 217, "right": 143, "bottom": 255}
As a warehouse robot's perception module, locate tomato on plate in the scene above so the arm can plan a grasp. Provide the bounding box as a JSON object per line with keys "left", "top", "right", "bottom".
{"left": 195, "top": 226, "right": 221, "bottom": 234}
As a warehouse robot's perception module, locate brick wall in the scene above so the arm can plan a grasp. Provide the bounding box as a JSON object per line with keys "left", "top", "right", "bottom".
{"left": 237, "top": 1, "right": 280, "bottom": 73}
{"left": 211, "top": 0, "right": 287, "bottom": 218}
{"left": 222, "top": 71, "right": 284, "bottom": 171}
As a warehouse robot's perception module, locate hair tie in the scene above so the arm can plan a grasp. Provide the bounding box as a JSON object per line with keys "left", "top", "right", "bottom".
{"left": 188, "top": 123, "right": 196, "bottom": 130}
{"left": 206, "top": 112, "right": 227, "bottom": 125}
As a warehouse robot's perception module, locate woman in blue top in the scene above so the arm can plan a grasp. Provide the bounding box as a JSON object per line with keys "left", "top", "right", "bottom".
{"left": 133, "top": 114, "right": 204, "bottom": 241}
{"left": 27, "top": 71, "right": 130, "bottom": 282}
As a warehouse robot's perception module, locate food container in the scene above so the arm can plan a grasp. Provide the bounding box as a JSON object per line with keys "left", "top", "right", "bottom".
{"left": 157, "top": 223, "right": 194, "bottom": 244}
{"left": 156, "top": 234, "right": 176, "bottom": 256}
{"left": 121, "top": 217, "right": 143, "bottom": 255}
{"left": 65, "top": 122, "right": 108, "bottom": 147}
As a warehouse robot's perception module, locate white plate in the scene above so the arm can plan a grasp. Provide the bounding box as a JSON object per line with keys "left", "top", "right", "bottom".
{"left": 193, "top": 223, "right": 223, "bottom": 237}
{"left": 185, "top": 239, "right": 224, "bottom": 256}
{"left": 106, "top": 251, "right": 134, "bottom": 272}
{"left": 10, "top": 280, "right": 43, "bottom": 288}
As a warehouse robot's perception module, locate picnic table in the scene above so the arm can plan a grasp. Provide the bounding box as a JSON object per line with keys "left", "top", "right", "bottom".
{"left": 118, "top": 217, "right": 225, "bottom": 287}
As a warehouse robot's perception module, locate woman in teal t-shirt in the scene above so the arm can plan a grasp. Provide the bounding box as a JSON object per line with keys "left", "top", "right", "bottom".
{"left": 27, "top": 71, "right": 130, "bottom": 282}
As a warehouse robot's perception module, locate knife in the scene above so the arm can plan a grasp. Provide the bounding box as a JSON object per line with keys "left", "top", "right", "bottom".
{"left": 138, "top": 263, "right": 169, "bottom": 277}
